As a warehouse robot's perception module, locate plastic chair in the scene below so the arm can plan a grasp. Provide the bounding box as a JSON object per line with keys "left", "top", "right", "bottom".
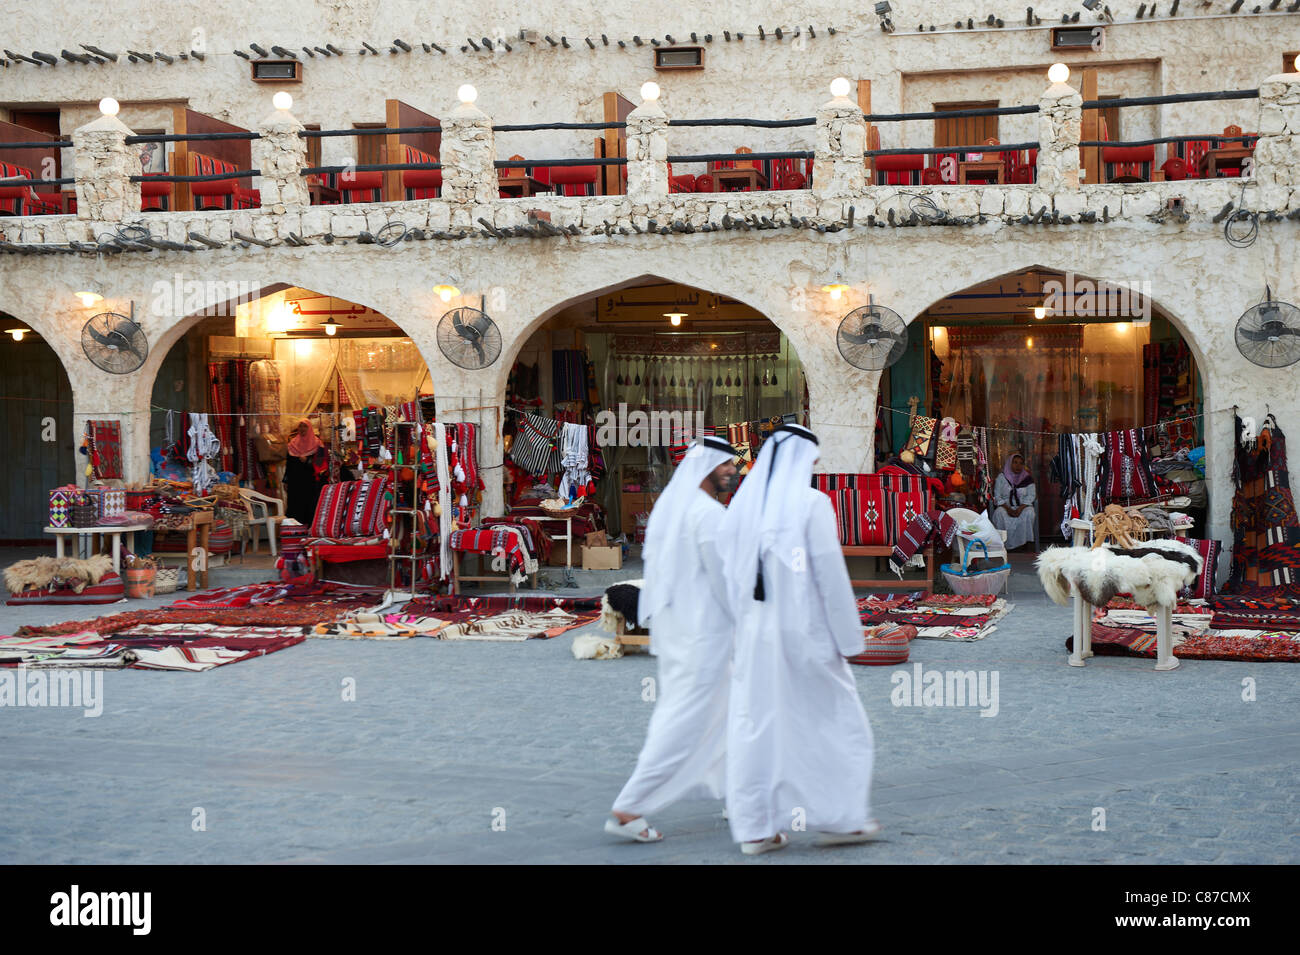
{"left": 239, "top": 488, "right": 285, "bottom": 557}
{"left": 944, "top": 506, "right": 1010, "bottom": 595}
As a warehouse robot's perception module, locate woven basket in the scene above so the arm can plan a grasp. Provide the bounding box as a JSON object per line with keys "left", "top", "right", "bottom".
{"left": 154, "top": 566, "right": 180, "bottom": 594}
{"left": 940, "top": 540, "right": 1011, "bottom": 596}
{"left": 69, "top": 503, "right": 98, "bottom": 528}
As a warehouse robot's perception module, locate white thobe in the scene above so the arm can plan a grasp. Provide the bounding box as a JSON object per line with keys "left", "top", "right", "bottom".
{"left": 991, "top": 475, "right": 1037, "bottom": 549}
{"left": 726, "top": 489, "right": 874, "bottom": 842}
{"left": 613, "top": 490, "right": 732, "bottom": 816}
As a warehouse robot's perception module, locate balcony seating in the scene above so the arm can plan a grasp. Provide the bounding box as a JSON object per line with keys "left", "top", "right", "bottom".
{"left": 400, "top": 143, "right": 442, "bottom": 199}
{"left": 189, "top": 152, "right": 260, "bottom": 210}
{"left": 0, "top": 162, "right": 62, "bottom": 215}
{"left": 1100, "top": 118, "right": 1154, "bottom": 183}
{"left": 1160, "top": 156, "right": 1191, "bottom": 181}
{"left": 1009, "top": 148, "right": 1037, "bottom": 184}
{"left": 140, "top": 171, "right": 172, "bottom": 211}
{"left": 538, "top": 164, "right": 600, "bottom": 196}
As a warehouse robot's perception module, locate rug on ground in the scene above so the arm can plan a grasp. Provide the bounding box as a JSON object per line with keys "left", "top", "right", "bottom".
{"left": 857, "top": 591, "right": 1011, "bottom": 641}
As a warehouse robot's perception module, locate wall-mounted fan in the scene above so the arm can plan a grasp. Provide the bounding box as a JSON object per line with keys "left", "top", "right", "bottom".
{"left": 81, "top": 311, "right": 149, "bottom": 374}
{"left": 1235, "top": 288, "right": 1300, "bottom": 368}
{"left": 437, "top": 306, "right": 502, "bottom": 370}
{"left": 836, "top": 299, "right": 908, "bottom": 371}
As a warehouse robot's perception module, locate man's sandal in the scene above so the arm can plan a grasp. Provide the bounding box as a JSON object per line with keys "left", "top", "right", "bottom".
{"left": 740, "top": 832, "right": 790, "bottom": 855}
{"left": 604, "top": 816, "right": 663, "bottom": 842}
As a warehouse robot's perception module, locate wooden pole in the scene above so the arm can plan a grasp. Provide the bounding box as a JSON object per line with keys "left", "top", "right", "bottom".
{"left": 1081, "top": 68, "right": 1100, "bottom": 186}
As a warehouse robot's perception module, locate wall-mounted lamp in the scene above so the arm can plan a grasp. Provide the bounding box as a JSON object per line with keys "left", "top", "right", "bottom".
{"left": 457, "top": 84, "right": 478, "bottom": 104}
{"left": 829, "top": 77, "right": 851, "bottom": 98}
{"left": 1048, "top": 63, "right": 1070, "bottom": 84}
{"left": 433, "top": 282, "right": 461, "bottom": 303}
{"left": 664, "top": 312, "right": 686, "bottom": 327}
{"left": 820, "top": 274, "right": 850, "bottom": 300}
{"left": 640, "top": 81, "right": 661, "bottom": 102}
{"left": 75, "top": 284, "right": 104, "bottom": 308}
{"left": 98, "top": 97, "right": 120, "bottom": 117}
{"left": 272, "top": 91, "right": 293, "bottom": 111}
{"left": 321, "top": 317, "right": 340, "bottom": 336}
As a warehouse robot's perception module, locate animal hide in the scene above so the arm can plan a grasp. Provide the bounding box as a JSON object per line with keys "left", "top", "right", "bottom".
{"left": 5, "top": 554, "right": 114, "bottom": 594}
{"left": 1037, "top": 540, "right": 1202, "bottom": 610}
{"left": 572, "top": 633, "right": 624, "bottom": 659}
{"left": 600, "top": 579, "right": 644, "bottom": 633}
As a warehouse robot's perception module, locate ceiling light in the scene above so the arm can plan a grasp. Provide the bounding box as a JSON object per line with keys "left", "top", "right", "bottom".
{"left": 321, "top": 317, "right": 340, "bottom": 336}
{"left": 1033, "top": 305, "right": 1047, "bottom": 320}
{"left": 433, "top": 283, "right": 461, "bottom": 303}
{"left": 75, "top": 285, "right": 104, "bottom": 307}
{"left": 664, "top": 312, "right": 686, "bottom": 327}
{"left": 820, "top": 274, "right": 850, "bottom": 300}
{"left": 6, "top": 328, "right": 27, "bottom": 342}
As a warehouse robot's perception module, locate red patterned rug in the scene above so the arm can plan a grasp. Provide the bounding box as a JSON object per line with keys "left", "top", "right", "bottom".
{"left": 1070, "top": 625, "right": 1300, "bottom": 662}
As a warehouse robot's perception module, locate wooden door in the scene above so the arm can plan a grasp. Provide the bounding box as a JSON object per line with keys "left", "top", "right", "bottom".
{"left": 934, "top": 102, "right": 999, "bottom": 151}
{"left": 0, "top": 334, "right": 75, "bottom": 543}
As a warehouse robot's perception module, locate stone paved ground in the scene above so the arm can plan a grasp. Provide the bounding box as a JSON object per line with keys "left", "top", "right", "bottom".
{"left": 2, "top": 556, "right": 1297, "bottom": 864}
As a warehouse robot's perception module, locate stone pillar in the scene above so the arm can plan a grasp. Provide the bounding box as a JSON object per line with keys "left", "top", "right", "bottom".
{"left": 813, "top": 94, "right": 867, "bottom": 198}
{"left": 253, "top": 107, "right": 310, "bottom": 212}
{"left": 441, "top": 100, "right": 498, "bottom": 205}
{"left": 72, "top": 114, "right": 140, "bottom": 222}
{"left": 626, "top": 98, "right": 669, "bottom": 201}
{"left": 1037, "top": 79, "right": 1083, "bottom": 192}
{"left": 1252, "top": 72, "right": 1300, "bottom": 210}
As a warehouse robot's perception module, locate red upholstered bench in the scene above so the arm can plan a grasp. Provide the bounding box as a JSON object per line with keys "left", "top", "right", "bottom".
{"left": 401, "top": 144, "right": 442, "bottom": 199}
{"left": 189, "top": 152, "right": 260, "bottom": 210}
{"left": 304, "top": 476, "right": 394, "bottom": 583}
{"left": 0, "top": 162, "right": 63, "bottom": 216}
{"left": 814, "top": 472, "right": 938, "bottom": 591}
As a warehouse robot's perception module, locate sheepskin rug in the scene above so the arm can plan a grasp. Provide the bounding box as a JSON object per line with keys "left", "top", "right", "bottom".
{"left": 600, "top": 579, "right": 644, "bottom": 634}
{"left": 1036, "top": 539, "right": 1202, "bottom": 609}
{"left": 4, "top": 554, "right": 115, "bottom": 594}
{"left": 572, "top": 633, "right": 624, "bottom": 660}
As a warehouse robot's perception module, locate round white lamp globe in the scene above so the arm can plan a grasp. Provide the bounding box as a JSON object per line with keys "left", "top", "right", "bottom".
{"left": 1048, "top": 63, "right": 1070, "bottom": 85}
{"left": 457, "top": 84, "right": 478, "bottom": 105}
{"left": 99, "top": 97, "right": 120, "bottom": 117}
{"left": 829, "top": 77, "right": 851, "bottom": 98}
{"left": 640, "top": 81, "right": 661, "bottom": 102}
{"left": 273, "top": 92, "right": 293, "bottom": 111}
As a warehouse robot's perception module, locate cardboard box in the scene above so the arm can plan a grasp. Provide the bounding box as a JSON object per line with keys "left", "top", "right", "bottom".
{"left": 582, "top": 544, "right": 622, "bottom": 571}
{"left": 545, "top": 543, "right": 582, "bottom": 567}
{"left": 584, "top": 530, "right": 607, "bottom": 548}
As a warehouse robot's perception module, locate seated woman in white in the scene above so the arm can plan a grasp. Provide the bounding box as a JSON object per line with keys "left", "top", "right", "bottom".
{"left": 990, "top": 453, "right": 1038, "bottom": 550}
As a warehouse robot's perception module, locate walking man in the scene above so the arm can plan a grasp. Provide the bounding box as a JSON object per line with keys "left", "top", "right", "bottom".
{"left": 606, "top": 436, "right": 740, "bottom": 842}
{"left": 716, "top": 424, "right": 879, "bottom": 855}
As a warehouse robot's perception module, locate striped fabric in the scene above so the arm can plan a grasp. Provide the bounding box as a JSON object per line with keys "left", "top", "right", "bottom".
{"left": 814, "top": 472, "right": 931, "bottom": 546}
{"left": 347, "top": 476, "right": 392, "bottom": 537}
{"left": 509, "top": 412, "right": 562, "bottom": 478}
{"left": 311, "top": 482, "right": 354, "bottom": 538}
{"left": 1179, "top": 538, "right": 1220, "bottom": 600}
{"left": 402, "top": 144, "right": 442, "bottom": 199}
{"left": 0, "top": 161, "right": 62, "bottom": 215}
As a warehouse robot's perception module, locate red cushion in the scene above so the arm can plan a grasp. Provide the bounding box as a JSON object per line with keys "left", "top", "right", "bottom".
{"left": 6, "top": 572, "right": 125, "bottom": 605}
{"left": 1102, "top": 145, "right": 1155, "bottom": 163}
{"left": 312, "top": 542, "right": 388, "bottom": 563}
{"left": 546, "top": 165, "right": 598, "bottom": 186}
{"left": 311, "top": 482, "right": 355, "bottom": 537}
{"left": 848, "top": 625, "right": 914, "bottom": 665}
{"left": 874, "top": 153, "right": 925, "bottom": 172}
{"left": 346, "top": 475, "right": 392, "bottom": 537}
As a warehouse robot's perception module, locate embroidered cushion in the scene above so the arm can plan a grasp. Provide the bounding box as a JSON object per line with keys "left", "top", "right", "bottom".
{"left": 311, "top": 481, "right": 355, "bottom": 538}
{"left": 830, "top": 489, "right": 860, "bottom": 545}
{"left": 348, "top": 475, "right": 392, "bottom": 537}
{"left": 848, "top": 624, "right": 915, "bottom": 665}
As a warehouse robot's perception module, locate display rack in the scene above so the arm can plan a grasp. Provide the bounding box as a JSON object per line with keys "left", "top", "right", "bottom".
{"left": 387, "top": 420, "right": 435, "bottom": 600}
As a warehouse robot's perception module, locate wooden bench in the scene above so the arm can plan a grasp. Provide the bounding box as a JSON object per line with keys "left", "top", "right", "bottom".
{"left": 842, "top": 542, "right": 935, "bottom": 592}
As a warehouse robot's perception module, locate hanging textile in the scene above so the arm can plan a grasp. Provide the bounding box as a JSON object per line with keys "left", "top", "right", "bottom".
{"left": 509, "top": 411, "right": 562, "bottom": 479}
{"left": 434, "top": 422, "right": 452, "bottom": 579}
{"left": 552, "top": 349, "right": 587, "bottom": 403}
{"left": 558, "top": 422, "right": 591, "bottom": 500}
{"left": 87, "top": 420, "right": 123, "bottom": 480}
{"left": 249, "top": 359, "right": 282, "bottom": 439}
{"left": 1098, "top": 428, "right": 1157, "bottom": 501}
{"left": 186, "top": 414, "right": 221, "bottom": 494}
{"left": 1226, "top": 414, "right": 1300, "bottom": 594}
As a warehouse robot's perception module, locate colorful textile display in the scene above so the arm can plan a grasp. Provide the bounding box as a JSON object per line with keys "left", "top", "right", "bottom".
{"left": 1098, "top": 428, "right": 1157, "bottom": 501}
{"left": 890, "top": 510, "right": 959, "bottom": 576}
{"left": 404, "top": 593, "right": 601, "bottom": 615}
{"left": 448, "top": 527, "right": 538, "bottom": 583}
{"left": 1226, "top": 414, "right": 1300, "bottom": 595}
{"left": 856, "top": 592, "right": 1012, "bottom": 641}
{"left": 1178, "top": 538, "right": 1221, "bottom": 600}
{"left": 87, "top": 420, "right": 123, "bottom": 479}
{"left": 903, "top": 414, "right": 939, "bottom": 463}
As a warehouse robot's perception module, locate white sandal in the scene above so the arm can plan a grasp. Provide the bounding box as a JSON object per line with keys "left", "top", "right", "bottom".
{"left": 816, "top": 820, "right": 883, "bottom": 846}
{"left": 605, "top": 815, "right": 662, "bottom": 843}
{"left": 740, "top": 832, "right": 790, "bottom": 855}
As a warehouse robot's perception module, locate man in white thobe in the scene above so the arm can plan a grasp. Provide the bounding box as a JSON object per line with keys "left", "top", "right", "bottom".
{"left": 606, "top": 436, "right": 740, "bottom": 842}
{"left": 717, "top": 424, "right": 878, "bottom": 855}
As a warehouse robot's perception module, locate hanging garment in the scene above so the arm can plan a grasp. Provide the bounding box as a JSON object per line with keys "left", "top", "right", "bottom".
{"left": 509, "top": 412, "right": 562, "bottom": 478}
{"left": 434, "top": 422, "right": 453, "bottom": 580}
{"left": 1226, "top": 414, "right": 1300, "bottom": 594}
{"left": 1098, "top": 428, "right": 1157, "bottom": 501}
{"left": 558, "top": 422, "right": 591, "bottom": 500}
{"left": 186, "top": 413, "right": 221, "bottom": 494}
{"left": 551, "top": 349, "right": 588, "bottom": 403}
